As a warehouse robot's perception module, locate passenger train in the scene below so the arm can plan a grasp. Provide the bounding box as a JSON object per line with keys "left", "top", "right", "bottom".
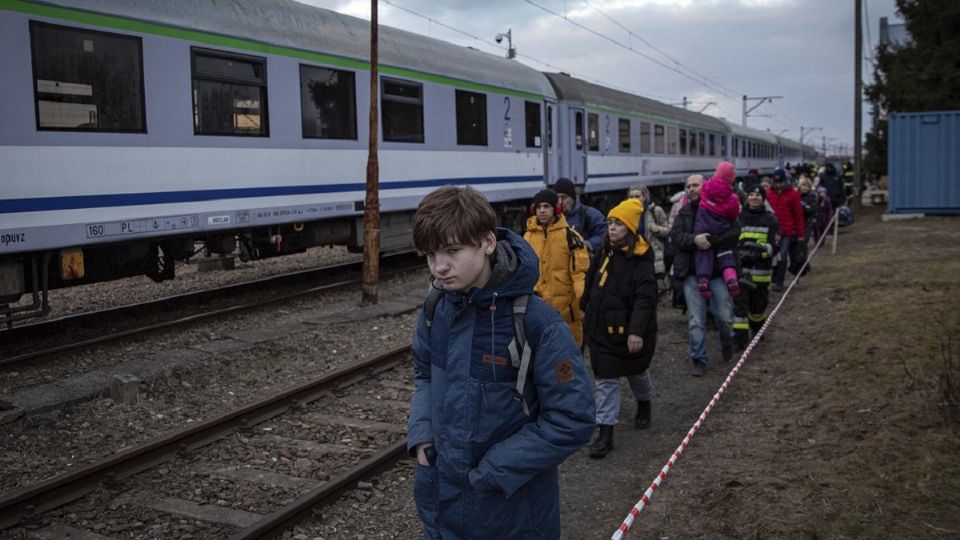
{"left": 0, "top": 0, "right": 818, "bottom": 322}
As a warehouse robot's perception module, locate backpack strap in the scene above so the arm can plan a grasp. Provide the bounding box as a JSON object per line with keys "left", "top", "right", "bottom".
{"left": 507, "top": 294, "right": 532, "bottom": 416}
{"left": 422, "top": 281, "right": 444, "bottom": 328}
{"left": 566, "top": 227, "right": 585, "bottom": 252}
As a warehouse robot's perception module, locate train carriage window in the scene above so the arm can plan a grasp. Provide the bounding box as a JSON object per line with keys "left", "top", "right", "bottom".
{"left": 654, "top": 125, "right": 665, "bottom": 154}
{"left": 618, "top": 118, "right": 630, "bottom": 153}
{"left": 667, "top": 126, "right": 678, "bottom": 155}
{"left": 679, "top": 129, "right": 687, "bottom": 155}
{"left": 640, "top": 122, "right": 651, "bottom": 154}
{"left": 720, "top": 135, "right": 727, "bottom": 157}
{"left": 30, "top": 22, "right": 145, "bottom": 132}
{"left": 455, "top": 90, "right": 487, "bottom": 146}
{"left": 587, "top": 113, "right": 599, "bottom": 151}
{"left": 300, "top": 65, "right": 356, "bottom": 139}
{"left": 525, "top": 101, "right": 541, "bottom": 148}
{"left": 698, "top": 132, "right": 706, "bottom": 156}
{"left": 381, "top": 78, "right": 424, "bottom": 143}
{"left": 192, "top": 48, "right": 267, "bottom": 136}
{"left": 732, "top": 137, "right": 738, "bottom": 157}
{"left": 709, "top": 133, "right": 716, "bottom": 156}
{"left": 689, "top": 130, "right": 698, "bottom": 155}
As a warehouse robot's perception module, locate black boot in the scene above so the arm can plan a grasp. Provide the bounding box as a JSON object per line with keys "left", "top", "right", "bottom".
{"left": 634, "top": 400, "right": 651, "bottom": 430}
{"left": 589, "top": 425, "right": 614, "bottom": 459}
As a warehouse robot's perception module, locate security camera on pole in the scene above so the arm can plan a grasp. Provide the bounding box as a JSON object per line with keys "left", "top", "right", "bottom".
{"left": 495, "top": 28, "right": 516, "bottom": 59}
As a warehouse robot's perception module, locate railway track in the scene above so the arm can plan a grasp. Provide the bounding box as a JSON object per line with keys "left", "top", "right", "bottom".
{"left": 0, "top": 253, "right": 422, "bottom": 370}
{"left": 0, "top": 345, "right": 414, "bottom": 539}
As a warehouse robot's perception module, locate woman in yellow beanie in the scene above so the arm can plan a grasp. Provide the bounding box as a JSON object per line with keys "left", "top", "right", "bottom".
{"left": 579, "top": 198, "right": 659, "bottom": 459}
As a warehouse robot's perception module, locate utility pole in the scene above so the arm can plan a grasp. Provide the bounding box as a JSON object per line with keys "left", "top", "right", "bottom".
{"left": 854, "top": 0, "right": 863, "bottom": 207}
{"left": 800, "top": 126, "right": 822, "bottom": 163}
{"left": 742, "top": 95, "right": 782, "bottom": 126}
{"left": 362, "top": 0, "right": 380, "bottom": 304}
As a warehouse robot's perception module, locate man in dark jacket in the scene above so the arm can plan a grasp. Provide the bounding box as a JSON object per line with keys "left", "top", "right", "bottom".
{"left": 553, "top": 177, "right": 607, "bottom": 255}
{"left": 408, "top": 186, "right": 595, "bottom": 539}
{"left": 670, "top": 174, "right": 740, "bottom": 376}
{"left": 819, "top": 163, "right": 846, "bottom": 211}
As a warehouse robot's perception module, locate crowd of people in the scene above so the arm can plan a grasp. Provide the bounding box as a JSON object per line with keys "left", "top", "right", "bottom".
{"left": 403, "top": 163, "right": 842, "bottom": 538}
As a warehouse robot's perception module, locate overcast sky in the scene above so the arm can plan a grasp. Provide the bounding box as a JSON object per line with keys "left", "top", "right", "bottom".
{"left": 297, "top": 0, "right": 903, "bottom": 154}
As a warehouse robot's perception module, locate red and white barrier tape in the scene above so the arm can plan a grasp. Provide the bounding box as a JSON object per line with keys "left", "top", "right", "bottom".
{"left": 610, "top": 210, "right": 840, "bottom": 540}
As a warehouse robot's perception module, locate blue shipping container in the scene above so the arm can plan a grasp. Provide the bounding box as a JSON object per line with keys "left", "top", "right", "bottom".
{"left": 888, "top": 110, "right": 960, "bottom": 214}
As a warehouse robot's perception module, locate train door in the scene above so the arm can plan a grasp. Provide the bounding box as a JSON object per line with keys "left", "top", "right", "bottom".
{"left": 567, "top": 107, "right": 587, "bottom": 183}
{"left": 543, "top": 100, "right": 558, "bottom": 185}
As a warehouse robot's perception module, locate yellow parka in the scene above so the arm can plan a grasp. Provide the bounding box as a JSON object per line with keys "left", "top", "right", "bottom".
{"left": 523, "top": 213, "right": 590, "bottom": 346}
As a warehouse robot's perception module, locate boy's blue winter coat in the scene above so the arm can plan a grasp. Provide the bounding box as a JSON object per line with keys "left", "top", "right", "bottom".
{"left": 407, "top": 228, "right": 595, "bottom": 539}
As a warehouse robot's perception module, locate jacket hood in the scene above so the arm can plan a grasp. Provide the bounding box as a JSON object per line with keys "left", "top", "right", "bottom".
{"left": 525, "top": 214, "right": 568, "bottom": 234}
{"left": 476, "top": 227, "right": 538, "bottom": 302}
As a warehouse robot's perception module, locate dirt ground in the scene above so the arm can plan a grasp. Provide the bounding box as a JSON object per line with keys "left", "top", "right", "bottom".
{"left": 558, "top": 206, "right": 960, "bottom": 539}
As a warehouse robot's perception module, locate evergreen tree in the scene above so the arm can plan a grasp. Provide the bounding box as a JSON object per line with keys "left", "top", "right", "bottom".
{"left": 864, "top": 0, "right": 960, "bottom": 175}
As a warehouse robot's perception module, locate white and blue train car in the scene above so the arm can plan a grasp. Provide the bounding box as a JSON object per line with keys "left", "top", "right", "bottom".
{"left": 777, "top": 135, "right": 805, "bottom": 167}
{"left": 544, "top": 72, "right": 729, "bottom": 203}
{"left": 719, "top": 120, "right": 780, "bottom": 177}
{"left": 0, "top": 0, "right": 557, "bottom": 318}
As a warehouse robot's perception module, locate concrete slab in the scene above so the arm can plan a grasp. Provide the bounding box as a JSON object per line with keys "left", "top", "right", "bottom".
{"left": 306, "top": 413, "right": 406, "bottom": 433}
{"left": 203, "top": 463, "right": 321, "bottom": 490}
{"left": 30, "top": 522, "right": 116, "bottom": 540}
{"left": 0, "top": 348, "right": 209, "bottom": 416}
{"left": 137, "top": 496, "right": 263, "bottom": 527}
{"left": 255, "top": 434, "right": 366, "bottom": 455}
{"left": 881, "top": 212, "right": 925, "bottom": 221}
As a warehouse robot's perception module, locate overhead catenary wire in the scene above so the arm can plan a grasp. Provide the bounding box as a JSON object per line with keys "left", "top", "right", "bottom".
{"left": 523, "top": 0, "right": 743, "bottom": 101}
{"left": 381, "top": 0, "right": 673, "bottom": 101}
{"left": 578, "top": 0, "right": 743, "bottom": 98}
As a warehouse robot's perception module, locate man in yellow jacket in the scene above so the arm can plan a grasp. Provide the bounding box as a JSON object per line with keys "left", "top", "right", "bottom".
{"left": 524, "top": 189, "right": 591, "bottom": 346}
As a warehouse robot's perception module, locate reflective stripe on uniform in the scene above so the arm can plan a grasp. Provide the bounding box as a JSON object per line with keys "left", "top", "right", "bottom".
{"left": 743, "top": 268, "right": 772, "bottom": 283}
{"left": 740, "top": 231, "right": 770, "bottom": 242}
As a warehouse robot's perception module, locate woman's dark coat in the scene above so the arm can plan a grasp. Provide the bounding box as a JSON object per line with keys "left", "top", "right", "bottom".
{"left": 580, "top": 242, "right": 658, "bottom": 379}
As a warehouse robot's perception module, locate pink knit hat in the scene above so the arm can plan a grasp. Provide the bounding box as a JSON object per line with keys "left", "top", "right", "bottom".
{"left": 714, "top": 161, "right": 736, "bottom": 183}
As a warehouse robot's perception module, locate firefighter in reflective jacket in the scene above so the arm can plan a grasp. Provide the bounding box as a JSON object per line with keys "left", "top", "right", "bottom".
{"left": 842, "top": 161, "right": 855, "bottom": 205}
{"left": 733, "top": 185, "right": 781, "bottom": 349}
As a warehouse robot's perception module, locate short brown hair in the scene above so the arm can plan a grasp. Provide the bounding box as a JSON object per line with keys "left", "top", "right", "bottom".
{"left": 412, "top": 186, "right": 497, "bottom": 253}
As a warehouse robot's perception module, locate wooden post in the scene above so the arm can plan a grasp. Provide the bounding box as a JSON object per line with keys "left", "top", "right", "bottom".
{"left": 832, "top": 208, "right": 840, "bottom": 255}
{"left": 361, "top": 0, "right": 380, "bottom": 304}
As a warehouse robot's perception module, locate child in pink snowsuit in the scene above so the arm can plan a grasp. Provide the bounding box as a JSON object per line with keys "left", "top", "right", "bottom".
{"left": 694, "top": 162, "right": 741, "bottom": 299}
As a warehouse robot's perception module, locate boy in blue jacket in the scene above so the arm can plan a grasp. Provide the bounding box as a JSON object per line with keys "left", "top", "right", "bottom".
{"left": 407, "top": 185, "right": 595, "bottom": 540}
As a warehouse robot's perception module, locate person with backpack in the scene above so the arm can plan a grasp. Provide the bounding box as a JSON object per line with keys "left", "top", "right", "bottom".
{"left": 628, "top": 185, "right": 671, "bottom": 295}
{"left": 407, "top": 185, "right": 595, "bottom": 539}
{"left": 553, "top": 177, "right": 607, "bottom": 255}
{"left": 580, "top": 198, "right": 659, "bottom": 459}
{"left": 523, "top": 189, "right": 591, "bottom": 346}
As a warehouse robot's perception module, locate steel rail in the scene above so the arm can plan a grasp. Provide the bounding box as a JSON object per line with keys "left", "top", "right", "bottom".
{"left": 0, "top": 344, "right": 413, "bottom": 531}
{"left": 232, "top": 439, "right": 408, "bottom": 540}
{"left": 0, "top": 254, "right": 422, "bottom": 369}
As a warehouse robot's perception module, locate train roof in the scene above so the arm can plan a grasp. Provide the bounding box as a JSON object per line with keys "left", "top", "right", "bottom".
{"left": 544, "top": 72, "right": 727, "bottom": 132}
{"left": 777, "top": 135, "right": 804, "bottom": 151}
{"left": 23, "top": 0, "right": 556, "bottom": 99}
{"left": 719, "top": 119, "right": 779, "bottom": 143}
